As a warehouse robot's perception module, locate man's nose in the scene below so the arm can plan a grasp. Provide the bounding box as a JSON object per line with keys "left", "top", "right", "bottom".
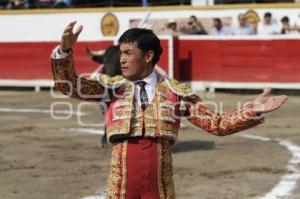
{"left": 120, "top": 56, "right": 126, "bottom": 64}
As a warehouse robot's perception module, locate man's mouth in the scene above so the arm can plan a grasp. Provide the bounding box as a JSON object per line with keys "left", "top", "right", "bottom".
{"left": 121, "top": 66, "right": 129, "bottom": 71}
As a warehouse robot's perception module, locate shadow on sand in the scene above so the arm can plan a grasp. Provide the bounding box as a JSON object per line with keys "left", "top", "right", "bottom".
{"left": 172, "top": 140, "right": 215, "bottom": 153}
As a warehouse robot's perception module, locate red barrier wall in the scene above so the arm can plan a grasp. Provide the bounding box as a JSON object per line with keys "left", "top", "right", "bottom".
{"left": 0, "top": 41, "right": 113, "bottom": 79}
{"left": 177, "top": 39, "right": 300, "bottom": 83}
{"left": 0, "top": 39, "right": 300, "bottom": 83}
{"left": 0, "top": 40, "right": 169, "bottom": 80}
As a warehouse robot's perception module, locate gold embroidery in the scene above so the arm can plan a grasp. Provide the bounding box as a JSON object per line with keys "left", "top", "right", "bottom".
{"left": 121, "top": 142, "right": 127, "bottom": 199}
{"left": 112, "top": 115, "right": 131, "bottom": 121}
{"left": 165, "top": 79, "right": 194, "bottom": 97}
{"left": 156, "top": 81, "right": 169, "bottom": 96}
{"left": 114, "top": 100, "right": 131, "bottom": 108}
{"left": 158, "top": 138, "right": 175, "bottom": 199}
{"left": 144, "top": 94, "right": 160, "bottom": 137}
{"left": 159, "top": 102, "right": 176, "bottom": 121}
{"left": 51, "top": 57, "right": 105, "bottom": 101}
{"left": 161, "top": 117, "right": 176, "bottom": 123}
{"left": 107, "top": 141, "right": 127, "bottom": 199}
{"left": 106, "top": 79, "right": 182, "bottom": 143}
{"left": 107, "top": 121, "right": 131, "bottom": 143}
{"left": 99, "top": 74, "right": 127, "bottom": 88}
{"left": 113, "top": 109, "right": 132, "bottom": 118}
{"left": 130, "top": 102, "right": 144, "bottom": 136}
{"left": 188, "top": 100, "right": 264, "bottom": 136}
{"left": 160, "top": 103, "right": 175, "bottom": 110}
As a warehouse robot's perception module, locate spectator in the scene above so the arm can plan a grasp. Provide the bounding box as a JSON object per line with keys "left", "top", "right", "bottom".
{"left": 280, "top": 16, "right": 299, "bottom": 35}
{"left": 163, "top": 19, "right": 182, "bottom": 36}
{"left": 6, "top": 0, "right": 29, "bottom": 9}
{"left": 37, "top": 0, "right": 54, "bottom": 8}
{"left": 281, "top": 16, "right": 292, "bottom": 34}
{"left": 209, "top": 18, "right": 231, "bottom": 35}
{"left": 180, "top": 15, "right": 207, "bottom": 35}
{"left": 257, "top": 12, "right": 280, "bottom": 35}
{"left": 232, "top": 13, "right": 255, "bottom": 35}
{"left": 53, "top": 0, "right": 71, "bottom": 8}
{"left": 0, "top": 0, "right": 8, "bottom": 9}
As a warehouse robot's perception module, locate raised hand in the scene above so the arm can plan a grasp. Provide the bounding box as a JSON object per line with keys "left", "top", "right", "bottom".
{"left": 61, "top": 21, "right": 83, "bottom": 51}
{"left": 253, "top": 88, "right": 288, "bottom": 114}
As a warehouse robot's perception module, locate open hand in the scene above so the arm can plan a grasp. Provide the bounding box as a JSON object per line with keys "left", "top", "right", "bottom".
{"left": 61, "top": 21, "right": 83, "bottom": 51}
{"left": 253, "top": 88, "right": 288, "bottom": 114}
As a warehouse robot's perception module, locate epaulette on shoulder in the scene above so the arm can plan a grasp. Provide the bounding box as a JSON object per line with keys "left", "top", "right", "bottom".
{"left": 98, "top": 74, "right": 128, "bottom": 88}
{"left": 165, "top": 79, "right": 195, "bottom": 97}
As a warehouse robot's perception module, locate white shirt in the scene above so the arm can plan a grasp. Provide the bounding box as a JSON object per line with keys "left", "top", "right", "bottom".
{"left": 232, "top": 23, "right": 255, "bottom": 35}
{"left": 257, "top": 21, "right": 280, "bottom": 35}
{"left": 51, "top": 45, "right": 71, "bottom": 59}
{"left": 209, "top": 26, "right": 232, "bottom": 35}
{"left": 134, "top": 70, "right": 157, "bottom": 106}
{"left": 51, "top": 45, "right": 158, "bottom": 107}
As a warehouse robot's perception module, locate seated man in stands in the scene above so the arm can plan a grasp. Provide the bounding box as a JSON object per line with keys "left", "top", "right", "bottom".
{"left": 180, "top": 15, "right": 207, "bottom": 35}
{"left": 0, "top": 0, "right": 8, "bottom": 9}
{"left": 209, "top": 18, "right": 231, "bottom": 35}
{"left": 232, "top": 13, "right": 255, "bottom": 35}
{"left": 36, "top": 0, "right": 54, "bottom": 8}
{"left": 163, "top": 19, "right": 182, "bottom": 36}
{"left": 53, "top": 0, "right": 71, "bottom": 8}
{"left": 6, "top": 0, "right": 29, "bottom": 9}
{"left": 257, "top": 12, "right": 280, "bottom": 35}
{"left": 280, "top": 16, "right": 300, "bottom": 35}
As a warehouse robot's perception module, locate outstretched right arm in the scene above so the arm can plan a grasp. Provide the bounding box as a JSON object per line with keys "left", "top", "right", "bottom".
{"left": 51, "top": 21, "right": 106, "bottom": 101}
{"left": 51, "top": 54, "right": 106, "bottom": 101}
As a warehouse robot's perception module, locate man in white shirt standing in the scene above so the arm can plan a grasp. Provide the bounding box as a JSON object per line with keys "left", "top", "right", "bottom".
{"left": 257, "top": 12, "right": 280, "bottom": 35}
{"left": 232, "top": 13, "right": 255, "bottom": 35}
{"left": 51, "top": 21, "right": 287, "bottom": 199}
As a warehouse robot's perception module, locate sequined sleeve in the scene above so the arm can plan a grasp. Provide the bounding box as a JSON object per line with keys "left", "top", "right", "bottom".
{"left": 51, "top": 56, "right": 106, "bottom": 101}
{"left": 184, "top": 95, "right": 264, "bottom": 136}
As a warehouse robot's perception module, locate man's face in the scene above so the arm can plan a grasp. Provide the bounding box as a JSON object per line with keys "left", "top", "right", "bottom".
{"left": 213, "top": 20, "right": 221, "bottom": 29}
{"left": 188, "top": 18, "right": 196, "bottom": 27}
{"left": 168, "top": 23, "right": 177, "bottom": 31}
{"left": 264, "top": 16, "right": 271, "bottom": 25}
{"left": 239, "top": 15, "right": 246, "bottom": 26}
{"left": 282, "top": 21, "right": 289, "bottom": 26}
{"left": 119, "top": 42, "right": 148, "bottom": 81}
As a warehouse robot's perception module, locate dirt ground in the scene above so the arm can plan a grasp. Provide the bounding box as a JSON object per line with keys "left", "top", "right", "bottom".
{"left": 0, "top": 90, "right": 299, "bottom": 199}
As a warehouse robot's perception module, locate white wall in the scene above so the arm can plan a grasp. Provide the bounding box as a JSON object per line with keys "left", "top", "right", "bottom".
{"left": 0, "top": 6, "right": 300, "bottom": 42}
{"left": 191, "top": 0, "right": 215, "bottom": 6}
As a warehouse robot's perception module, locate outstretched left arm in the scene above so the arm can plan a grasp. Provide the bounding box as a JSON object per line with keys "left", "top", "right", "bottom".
{"left": 184, "top": 88, "right": 287, "bottom": 136}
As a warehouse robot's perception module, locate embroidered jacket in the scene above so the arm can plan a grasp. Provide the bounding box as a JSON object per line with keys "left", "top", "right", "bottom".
{"left": 51, "top": 55, "right": 264, "bottom": 144}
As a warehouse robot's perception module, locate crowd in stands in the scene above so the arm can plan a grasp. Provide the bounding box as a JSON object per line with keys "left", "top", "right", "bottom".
{"left": 164, "top": 12, "right": 300, "bottom": 35}
{"left": 1, "top": 1, "right": 299, "bottom": 36}
{"left": 1, "top": 0, "right": 72, "bottom": 9}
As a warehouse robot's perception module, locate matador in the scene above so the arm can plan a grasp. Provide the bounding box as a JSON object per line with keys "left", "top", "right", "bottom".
{"left": 51, "top": 21, "right": 287, "bottom": 199}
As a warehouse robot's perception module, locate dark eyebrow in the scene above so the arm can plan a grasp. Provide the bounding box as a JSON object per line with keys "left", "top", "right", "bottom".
{"left": 121, "top": 49, "right": 132, "bottom": 53}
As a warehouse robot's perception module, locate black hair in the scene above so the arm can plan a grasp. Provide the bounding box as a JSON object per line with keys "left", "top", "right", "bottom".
{"left": 190, "top": 15, "right": 197, "bottom": 20}
{"left": 281, "top": 16, "right": 289, "bottom": 23}
{"left": 213, "top": 18, "right": 222, "bottom": 24}
{"left": 118, "top": 28, "right": 163, "bottom": 66}
{"left": 264, "top": 12, "right": 272, "bottom": 18}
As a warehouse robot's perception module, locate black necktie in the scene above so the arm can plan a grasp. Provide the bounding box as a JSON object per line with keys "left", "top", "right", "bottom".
{"left": 136, "top": 81, "right": 149, "bottom": 111}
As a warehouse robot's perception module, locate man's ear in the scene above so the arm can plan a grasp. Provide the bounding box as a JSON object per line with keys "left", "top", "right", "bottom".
{"left": 145, "top": 50, "right": 154, "bottom": 64}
